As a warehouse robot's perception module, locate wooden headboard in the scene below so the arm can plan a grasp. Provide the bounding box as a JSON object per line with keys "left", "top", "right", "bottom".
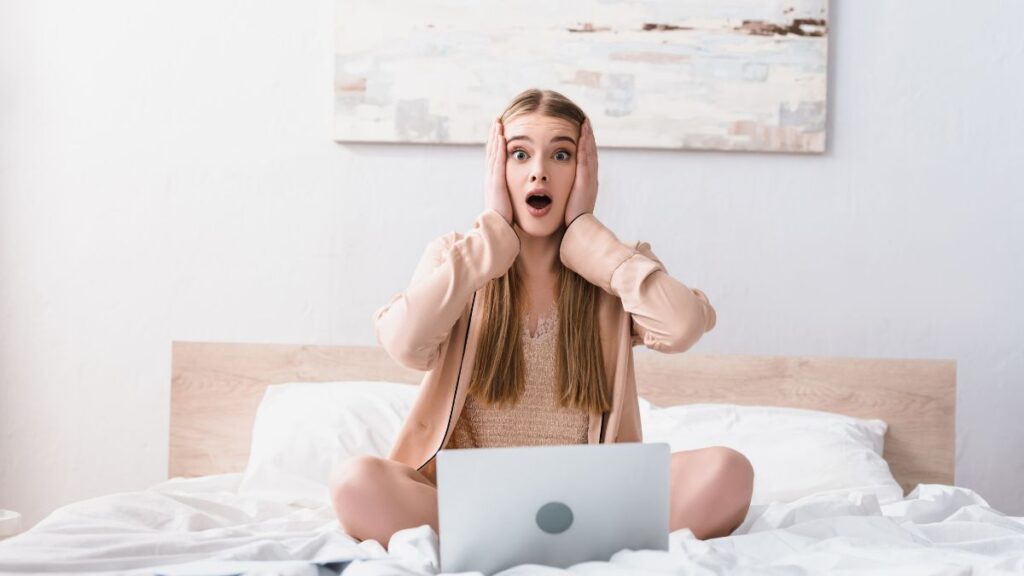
{"left": 169, "top": 341, "right": 955, "bottom": 494}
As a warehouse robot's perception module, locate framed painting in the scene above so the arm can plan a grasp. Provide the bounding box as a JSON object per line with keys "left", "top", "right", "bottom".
{"left": 334, "top": 0, "right": 829, "bottom": 153}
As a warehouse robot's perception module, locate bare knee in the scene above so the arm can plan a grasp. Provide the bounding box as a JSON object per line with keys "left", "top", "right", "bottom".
{"left": 328, "top": 455, "right": 438, "bottom": 548}
{"left": 712, "top": 446, "right": 754, "bottom": 495}
{"left": 706, "top": 447, "right": 754, "bottom": 534}
{"left": 673, "top": 446, "right": 754, "bottom": 489}
{"left": 330, "top": 454, "right": 390, "bottom": 499}
{"left": 670, "top": 446, "right": 754, "bottom": 539}
{"left": 329, "top": 455, "right": 390, "bottom": 531}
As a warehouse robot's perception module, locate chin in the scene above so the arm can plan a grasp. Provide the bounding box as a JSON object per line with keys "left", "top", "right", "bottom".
{"left": 515, "top": 212, "right": 564, "bottom": 238}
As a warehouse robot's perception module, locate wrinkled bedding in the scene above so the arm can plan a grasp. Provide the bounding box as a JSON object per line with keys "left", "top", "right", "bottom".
{"left": 0, "top": 473, "right": 1022, "bottom": 575}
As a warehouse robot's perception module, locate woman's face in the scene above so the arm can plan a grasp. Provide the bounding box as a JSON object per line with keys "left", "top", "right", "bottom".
{"left": 503, "top": 113, "right": 580, "bottom": 237}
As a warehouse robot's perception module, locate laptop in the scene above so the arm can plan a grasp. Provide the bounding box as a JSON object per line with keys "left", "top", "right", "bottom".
{"left": 436, "top": 442, "right": 670, "bottom": 575}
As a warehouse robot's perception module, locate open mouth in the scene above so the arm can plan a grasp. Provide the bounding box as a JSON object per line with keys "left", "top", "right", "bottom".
{"left": 526, "top": 193, "right": 552, "bottom": 209}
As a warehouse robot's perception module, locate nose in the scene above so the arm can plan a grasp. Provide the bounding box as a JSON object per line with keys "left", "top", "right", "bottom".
{"left": 529, "top": 157, "right": 549, "bottom": 184}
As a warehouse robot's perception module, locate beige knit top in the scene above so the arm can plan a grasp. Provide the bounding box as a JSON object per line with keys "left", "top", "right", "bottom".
{"left": 446, "top": 303, "right": 590, "bottom": 449}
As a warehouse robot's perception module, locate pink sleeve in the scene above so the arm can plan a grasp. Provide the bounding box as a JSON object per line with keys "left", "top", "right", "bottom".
{"left": 559, "top": 213, "right": 716, "bottom": 353}
{"left": 373, "top": 209, "right": 520, "bottom": 370}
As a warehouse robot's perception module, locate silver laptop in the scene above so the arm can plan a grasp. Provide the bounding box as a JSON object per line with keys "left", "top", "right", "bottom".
{"left": 436, "top": 442, "right": 670, "bottom": 575}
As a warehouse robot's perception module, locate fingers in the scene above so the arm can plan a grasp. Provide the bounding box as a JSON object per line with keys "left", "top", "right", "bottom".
{"left": 578, "top": 118, "right": 585, "bottom": 155}
{"left": 489, "top": 118, "right": 501, "bottom": 175}
{"left": 582, "top": 117, "right": 596, "bottom": 169}
{"left": 577, "top": 118, "right": 589, "bottom": 168}
{"left": 491, "top": 121, "right": 499, "bottom": 176}
{"left": 497, "top": 121, "right": 505, "bottom": 163}
{"left": 491, "top": 118, "right": 499, "bottom": 163}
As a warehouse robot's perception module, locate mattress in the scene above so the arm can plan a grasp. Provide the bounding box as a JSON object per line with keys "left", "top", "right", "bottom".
{"left": 0, "top": 473, "right": 1022, "bottom": 575}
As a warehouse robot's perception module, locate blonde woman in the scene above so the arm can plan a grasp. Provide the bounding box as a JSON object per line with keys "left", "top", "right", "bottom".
{"left": 329, "top": 88, "right": 753, "bottom": 550}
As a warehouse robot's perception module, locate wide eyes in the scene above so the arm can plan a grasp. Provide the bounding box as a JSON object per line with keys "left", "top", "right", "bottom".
{"left": 509, "top": 149, "right": 572, "bottom": 162}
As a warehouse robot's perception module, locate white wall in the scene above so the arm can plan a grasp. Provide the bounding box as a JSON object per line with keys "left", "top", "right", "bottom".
{"left": 1, "top": 0, "right": 1021, "bottom": 529}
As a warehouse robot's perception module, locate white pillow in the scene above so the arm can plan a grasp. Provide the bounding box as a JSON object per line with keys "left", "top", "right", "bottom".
{"left": 237, "top": 380, "right": 418, "bottom": 506}
{"left": 637, "top": 400, "right": 904, "bottom": 506}
{"left": 238, "top": 384, "right": 902, "bottom": 508}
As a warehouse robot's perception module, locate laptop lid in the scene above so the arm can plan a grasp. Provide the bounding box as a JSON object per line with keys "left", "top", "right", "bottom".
{"left": 436, "top": 442, "right": 670, "bottom": 575}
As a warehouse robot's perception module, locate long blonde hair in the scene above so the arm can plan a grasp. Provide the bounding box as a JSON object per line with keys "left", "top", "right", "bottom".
{"left": 465, "top": 88, "right": 611, "bottom": 415}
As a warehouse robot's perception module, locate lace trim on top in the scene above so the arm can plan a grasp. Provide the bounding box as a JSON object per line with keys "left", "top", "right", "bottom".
{"left": 523, "top": 303, "right": 558, "bottom": 340}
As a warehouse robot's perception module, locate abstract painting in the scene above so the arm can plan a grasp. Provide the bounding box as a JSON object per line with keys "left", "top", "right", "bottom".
{"left": 334, "top": 0, "right": 829, "bottom": 153}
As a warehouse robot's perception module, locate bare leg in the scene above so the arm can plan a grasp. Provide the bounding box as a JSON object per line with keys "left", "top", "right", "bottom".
{"left": 668, "top": 446, "right": 754, "bottom": 539}
{"left": 329, "top": 455, "right": 438, "bottom": 550}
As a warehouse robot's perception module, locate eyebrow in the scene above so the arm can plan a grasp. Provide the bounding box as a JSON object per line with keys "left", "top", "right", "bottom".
{"left": 506, "top": 135, "right": 577, "bottom": 146}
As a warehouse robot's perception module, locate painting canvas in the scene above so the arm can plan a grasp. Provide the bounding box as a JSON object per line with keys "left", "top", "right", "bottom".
{"left": 334, "top": 0, "right": 829, "bottom": 153}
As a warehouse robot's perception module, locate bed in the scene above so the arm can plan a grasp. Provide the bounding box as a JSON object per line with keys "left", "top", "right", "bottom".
{"left": 0, "top": 340, "right": 1021, "bottom": 575}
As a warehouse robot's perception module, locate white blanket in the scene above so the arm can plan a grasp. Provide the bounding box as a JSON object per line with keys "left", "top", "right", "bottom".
{"left": 0, "top": 474, "right": 1021, "bottom": 575}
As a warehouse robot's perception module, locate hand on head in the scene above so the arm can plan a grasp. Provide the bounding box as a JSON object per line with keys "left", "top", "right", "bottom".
{"left": 564, "top": 117, "right": 598, "bottom": 227}
{"left": 484, "top": 117, "right": 514, "bottom": 225}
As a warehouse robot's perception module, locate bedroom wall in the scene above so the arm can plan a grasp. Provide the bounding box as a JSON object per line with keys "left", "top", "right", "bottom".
{"left": 1, "top": 0, "right": 1021, "bottom": 530}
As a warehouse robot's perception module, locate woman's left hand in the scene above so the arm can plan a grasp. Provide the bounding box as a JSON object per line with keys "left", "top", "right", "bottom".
{"left": 564, "top": 117, "right": 598, "bottom": 227}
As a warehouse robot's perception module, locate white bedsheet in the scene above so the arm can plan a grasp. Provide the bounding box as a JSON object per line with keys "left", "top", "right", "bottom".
{"left": 0, "top": 474, "right": 1022, "bottom": 575}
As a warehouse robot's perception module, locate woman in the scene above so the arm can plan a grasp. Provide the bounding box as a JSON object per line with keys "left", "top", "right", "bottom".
{"left": 329, "top": 88, "right": 753, "bottom": 550}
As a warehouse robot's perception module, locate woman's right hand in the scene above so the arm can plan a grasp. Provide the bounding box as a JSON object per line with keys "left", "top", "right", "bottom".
{"left": 484, "top": 118, "right": 514, "bottom": 225}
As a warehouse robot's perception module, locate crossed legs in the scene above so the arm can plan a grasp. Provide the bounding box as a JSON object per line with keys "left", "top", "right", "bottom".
{"left": 328, "top": 455, "right": 439, "bottom": 546}
{"left": 329, "top": 446, "right": 754, "bottom": 550}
